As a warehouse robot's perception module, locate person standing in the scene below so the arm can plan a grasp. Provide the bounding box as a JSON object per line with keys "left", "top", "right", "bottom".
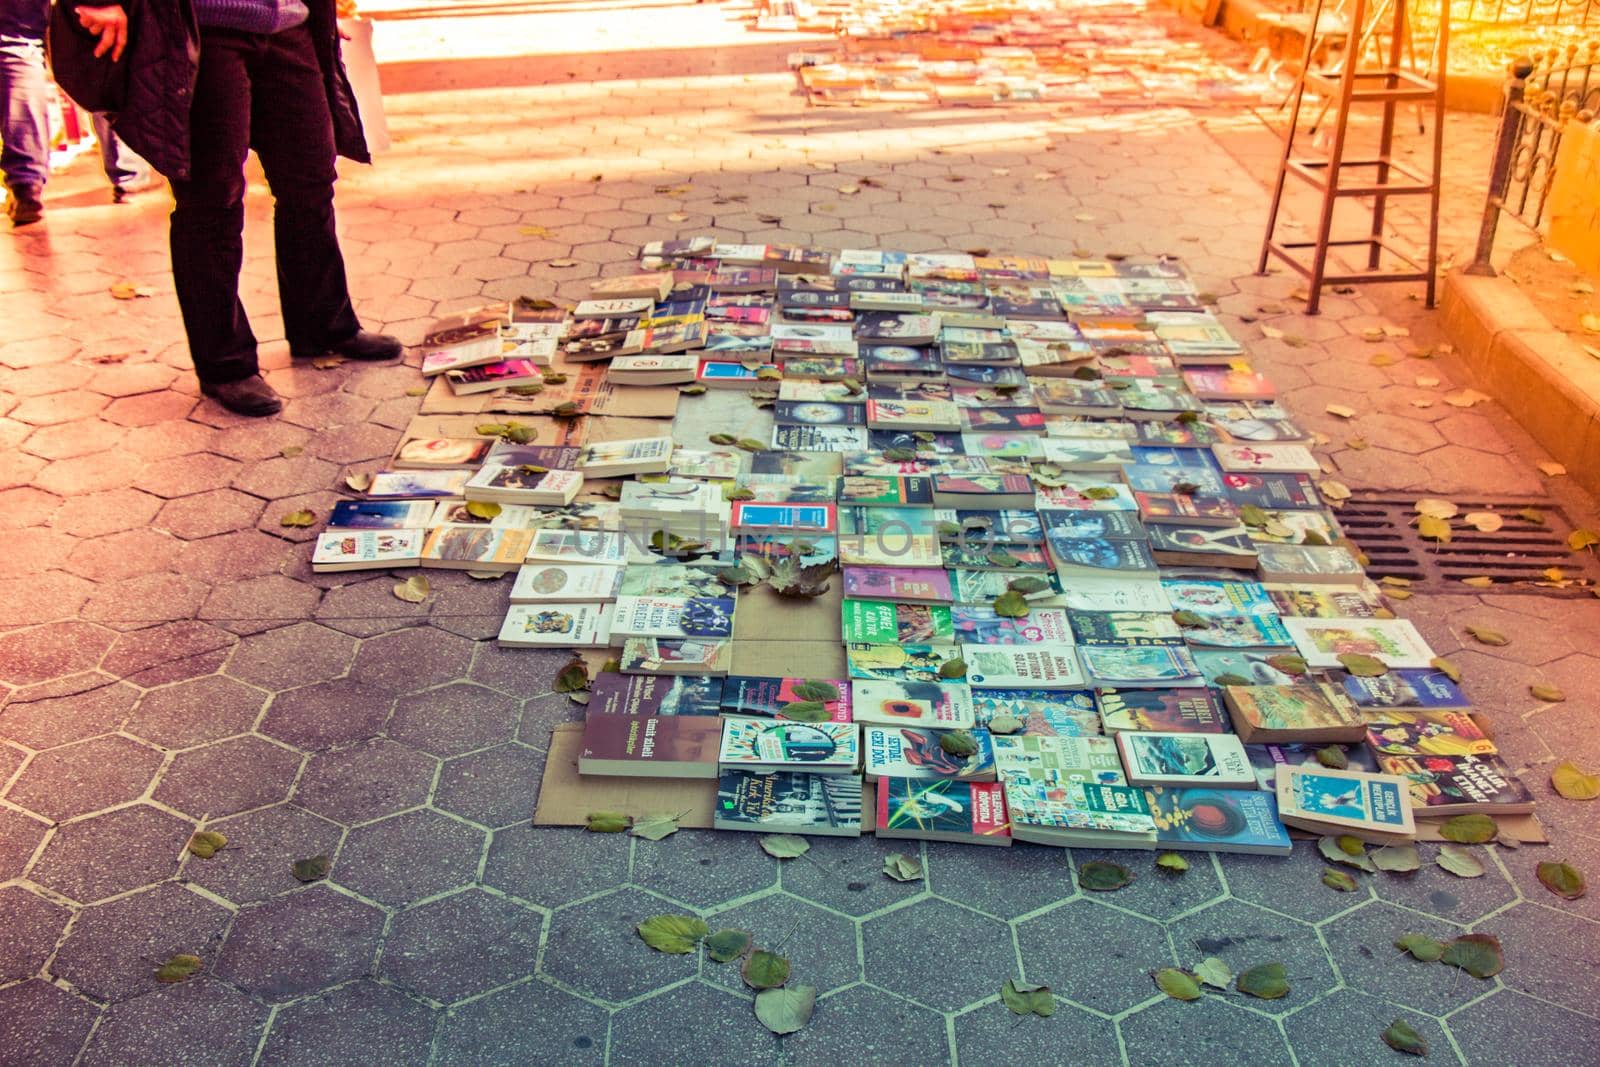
{"left": 69, "top": 0, "right": 400, "bottom": 416}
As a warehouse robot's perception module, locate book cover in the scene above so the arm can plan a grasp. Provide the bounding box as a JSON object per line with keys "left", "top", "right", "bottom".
{"left": 1223, "top": 472, "right": 1319, "bottom": 510}
{"left": 464, "top": 464, "right": 583, "bottom": 505}
{"left": 620, "top": 637, "right": 731, "bottom": 675}
{"left": 1364, "top": 711, "right": 1497, "bottom": 757}
{"left": 1374, "top": 753, "right": 1535, "bottom": 815}
{"left": 497, "top": 603, "right": 611, "bottom": 647}
{"left": 311, "top": 529, "right": 424, "bottom": 571}
{"left": 1223, "top": 684, "right": 1365, "bottom": 744}
{"left": 1161, "top": 578, "right": 1277, "bottom": 618}
{"left": 1333, "top": 669, "right": 1469, "bottom": 711}
{"left": 972, "top": 688, "right": 1100, "bottom": 736}
{"left": 589, "top": 673, "right": 724, "bottom": 718}
{"left": 721, "top": 677, "right": 853, "bottom": 723}
{"left": 841, "top": 567, "right": 952, "bottom": 603}
{"left": 1059, "top": 576, "right": 1172, "bottom": 614}
{"left": 951, "top": 606, "right": 1073, "bottom": 647}
{"left": 617, "top": 564, "right": 725, "bottom": 599}
{"left": 393, "top": 437, "right": 493, "bottom": 469}
{"left": 1095, "top": 688, "right": 1230, "bottom": 733}
{"left": 510, "top": 563, "right": 623, "bottom": 603}
{"left": 1069, "top": 611, "right": 1183, "bottom": 647}
{"left": 1047, "top": 536, "right": 1159, "bottom": 576}
{"left": 718, "top": 717, "right": 859, "bottom": 774}
{"left": 576, "top": 437, "right": 674, "bottom": 477}
{"left": 1283, "top": 618, "right": 1435, "bottom": 670}
{"left": 525, "top": 529, "right": 627, "bottom": 565}
{"left": 367, "top": 470, "right": 470, "bottom": 499}
{"left": 713, "top": 771, "right": 864, "bottom": 836}
{"left": 852, "top": 680, "right": 975, "bottom": 729}
{"left": 772, "top": 425, "right": 872, "bottom": 451}
{"left": 1181, "top": 613, "right": 1296, "bottom": 650}
{"left": 990, "top": 734, "right": 1125, "bottom": 784}
{"left": 773, "top": 401, "right": 867, "bottom": 427}
{"left": 962, "top": 644, "right": 1088, "bottom": 689}
{"left": 1145, "top": 787, "right": 1292, "bottom": 855}
{"left": 839, "top": 531, "right": 942, "bottom": 568}
{"left": 1135, "top": 488, "right": 1238, "bottom": 526}
{"left": 730, "top": 502, "right": 837, "bottom": 534}
{"left": 1265, "top": 585, "right": 1384, "bottom": 619}
{"left": 327, "top": 500, "right": 438, "bottom": 530}
{"left": 842, "top": 600, "right": 955, "bottom": 645}
{"left": 578, "top": 713, "right": 722, "bottom": 778}
{"left": 610, "top": 595, "right": 736, "bottom": 639}
{"left": 1244, "top": 742, "right": 1380, "bottom": 791}
{"left": 947, "top": 569, "right": 1060, "bottom": 604}
{"left": 1146, "top": 523, "right": 1259, "bottom": 564}
{"left": 1117, "top": 732, "right": 1255, "bottom": 788}
{"left": 861, "top": 726, "right": 996, "bottom": 781}
{"left": 836, "top": 476, "right": 934, "bottom": 508}
{"left": 1275, "top": 765, "right": 1417, "bottom": 840}
{"left": 1039, "top": 509, "right": 1146, "bottom": 541}
{"left": 846, "top": 643, "right": 965, "bottom": 683}
{"left": 939, "top": 543, "right": 1049, "bottom": 572}
{"left": 876, "top": 779, "right": 1011, "bottom": 844}
{"left": 1002, "top": 780, "right": 1156, "bottom": 843}
{"left": 421, "top": 527, "right": 534, "bottom": 571}
{"left": 1211, "top": 442, "right": 1318, "bottom": 474}
{"left": 1078, "top": 645, "right": 1203, "bottom": 687}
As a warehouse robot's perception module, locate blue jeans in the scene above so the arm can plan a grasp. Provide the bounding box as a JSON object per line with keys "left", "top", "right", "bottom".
{"left": 0, "top": 35, "right": 50, "bottom": 192}
{"left": 92, "top": 113, "right": 149, "bottom": 191}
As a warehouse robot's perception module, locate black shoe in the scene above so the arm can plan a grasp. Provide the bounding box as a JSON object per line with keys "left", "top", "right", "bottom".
{"left": 291, "top": 329, "right": 403, "bottom": 362}
{"left": 201, "top": 374, "right": 283, "bottom": 417}
{"left": 112, "top": 186, "right": 131, "bottom": 204}
{"left": 7, "top": 185, "right": 43, "bottom": 226}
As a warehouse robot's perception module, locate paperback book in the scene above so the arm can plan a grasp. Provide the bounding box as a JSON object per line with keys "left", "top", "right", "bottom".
{"left": 1145, "top": 787, "right": 1293, "bottom": 855}
{"left": 862, "top": 725, "right": 997, "bottom": 782}
{"left": 578, "top": 713, "right": 722, "bottom": 778}
{"left": 1116, "top": 732, "right": 1255, "bottom": 788}
{"left": 714, "top": 771, "right": 865, "bottom": 836}
{"left": 1095, "top": 688, "right": 1231, "bottom": 734}
{"left": 1274, "top": 765, "right": 1417, "bottom": 843}
{"left": 876, "top": 779, "right": 1012, "bottom": 845}
{"left": 718, "top": 717, "right": 860, "bottom": 775}
{"left": 721, "top": 677, "right": 853, "bottom": 723}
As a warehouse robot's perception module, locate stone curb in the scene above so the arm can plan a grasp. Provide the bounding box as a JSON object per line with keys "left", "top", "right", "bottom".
{"left": 1440, "top": 269, "right": 1600, "bottom": 496}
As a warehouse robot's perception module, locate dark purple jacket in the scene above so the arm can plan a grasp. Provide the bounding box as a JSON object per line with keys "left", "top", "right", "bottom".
{"left": 62, "top": 0, "right": 367, "bottom": 180}
{"left": 1, "top": 0, "right": 49, "bottom": 40}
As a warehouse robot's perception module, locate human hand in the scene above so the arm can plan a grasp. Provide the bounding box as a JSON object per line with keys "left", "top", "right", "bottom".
{"left": 76, "top": 5, "right": 129, "bottom": 62}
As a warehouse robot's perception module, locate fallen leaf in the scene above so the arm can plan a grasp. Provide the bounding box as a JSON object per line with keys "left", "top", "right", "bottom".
{"left": 1414, "top": 498, "right": 1459, "bottom": 520}
{"left": 1568, "top": 528, "right": 1599, "bottom": 552}
{"left": 754, "top": 985, "right": 816, "bottom": 1034}
{"left": 1153, "top": 967, "right": 1203, "bottom": 1001}
{"left": 1155, "top": 852, "right": 1190, "bottom": 874}
{"left": 464, "top": 570, "right": 504, "bottom": 581}
{"left": 993, "top": 590, "right": 1030, "bottom": 617}
{"left": 555, "top": 659, "right": 590, "bottom": 693}
{"left": 1236, "top": 961, "right": 1289, "bottom": 1000}
{"left": 1395, "top": 932, "right": 1447, "bottom": 962}
{"left": 1319, "top": 835, "right": 1375, "bottom": 872}
{"left": 637, "top": 914, "right": 709, "bottom": 954}
{"left": 154, "top": 953, "right": 202, "bottom": 984}
{"left": 1382, "top": 1018, "right": 1429, "bottom": 1056}
{"left": 938, "top": 659, "right": 968, "bottom": 680}
{"left": 758, "top": 834, "right": 810, "bottom": 859}
{"left": 938, "top": 730, "right": 980, "bottom": 759}
{"left": 548, "top": 259, "right": 577, "bottom": 268}
{"left": 1000, "top": 979, "right": 1055, "bottom": 1017}
{"left": 1193, "top": 957, "right": 1231, "bottom": 989}
{"left": 1436, "top": 844, "right": 1485, "bottom": 878}
{"left": 1518, "top": 508, "right": 1547, "bottom": 524}
{"left": 1458, "top": 511, "right": 1502, "bottom": 533}
{"left": 1459, "top": 576, "right": 1495, "bottom": 589}
{"left": 1440, "top": 933, "right": 1502, "bottom": 978}
{"left": 279, "top": 510, "right": 316, "bottom": 528}
{"left": 110, "top": 281, "right": 155, "bottom": 300}
{"left": 743, "top": 949, "right": 791, "bottom": 989}
{"left": 186, "top": 830, "right": 227, "bottom": 859}
{"left": 1439, "top": 813, "right": 1498, "bottom": 844}
{"left": 704, "top": 928, "right": 753, "bottom": 963}
{"left": 1415, "top": 374, "right": 1440, "bottom": 387}
{"left": 1531, "top": 683, "right": 1566, "bottom": 703}
{"left": 585, "top": 811, "right": 631, "bottom": 833}
{"left": 1551, "top": 761, "right": 1600, "bottom": 800}
{"left": 1371, "top": 844, "right": 1421, "bottom": 873}
{"left": 1323, "top": 868, "right": 1359, "bottom": 892}
{"left": 1430, "top": 656, "right": 1463, "bottom": 683}
{"left": 392, "top": 575, "right": 430, "bottom": 603}
{"left": 291, "top": 854, "right": 331, "bottom": 882}
{"left": 1315, "top": 745, "right": 1349, "bottom": 770}
{"left": 1465, "top": 625, "right": 1508, "bottom": 646}
{"left": 1318, "top": 480, "right": 1352, "bottom": 502}
{"left": 1325, "top": 403, "right": 1358, "bottom": 419}
{"left": 1539, "top": 461, "right": 1568, "bottom": 477}
{"left": 1078, "top": 860, "right": 1133, "bottom": 892}
{"left": 883, "top": 852, "right": 923, "bottom": 882}
{"left": 465, "top": 499, "right": 502, "bottom": 520}
{"left": 1444, "top": 389, "right": 1490, "bottom": 408}
{"left": 987, "top": 714, "right": 1024, "bottom": 735}
{"left": 630, "top": 812, "right": 682, "bottom": 841}
{"left": 1337, "top": 652, "right": 1388, "bottom": 677}
{"left": 1536, "top": 861, "right": 1586, "bottom": 900}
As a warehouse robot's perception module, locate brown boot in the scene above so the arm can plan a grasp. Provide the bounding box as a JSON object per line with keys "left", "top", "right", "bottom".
{"left": 201, "top": 374, "right": 283, "bottom": 416}
{"left": 7, "top": 185, "right": 43, "bottom": 226}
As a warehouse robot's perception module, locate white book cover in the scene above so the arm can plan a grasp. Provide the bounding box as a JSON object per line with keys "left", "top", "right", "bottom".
{"left": 497, "top": 603, "right": 612, "bottom": 647}
{"left": 1116, "top": 732, "right": 1255, "bottom": 788}
{"left": 772, "top": 323, "right": 854, "bottom": 344}
{"left": 575, "top": 297, "right": 653, "bottom": 318}
{"left": 961, "top": 643, "right": 1087, "bottom": 689}
{"left": 619, "top": 480, "right": 722, "bottom": 516}
{"left": 367, "top": 470, "right": 470, "bottom": 499}
{"left": 312, "top": 529, "right": 425, "bottom": 570}
{"left": 1057, "top": 577, "right": 1172, "bottom": 614}
{"left": 577, "top": 436, "right": 674, "bottom": 476}
{"left": 509, "top": 563, "right": 624, "bottom": 603}
{"left": 1211, "top": 443, "right": 1321, "bottom": 474}
{"left": 1281, "top": 617, "right": 1436, "bottom": 670}
{"left": 851, "top": 680, "right": 975, "bottom": 729}
{"left": 464, "top": 465, "right": 583, "bottom": 504}
{"left": 524, "top": 530, "right": 627, "bottom": 564}
{"left": 430, "top": 500, "right": 540, "bottom": 528}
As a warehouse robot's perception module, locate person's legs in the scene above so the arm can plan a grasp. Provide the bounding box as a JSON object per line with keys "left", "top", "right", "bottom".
{"left": 0, "top": 35, "right": 51, "bottom": 223}
{"left": 169, "top": 30, "right": 260, "bottom": 386}
{"left": 91, "top": 112, "right": 150, "bottom": 198}
{"left": 246, "top": 24, "right": 360, "bottom": 354}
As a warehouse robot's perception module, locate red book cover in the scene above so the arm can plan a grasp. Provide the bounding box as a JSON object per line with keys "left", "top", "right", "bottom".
{"left": 578, "top": 714, "right": 722, "bottom": 776}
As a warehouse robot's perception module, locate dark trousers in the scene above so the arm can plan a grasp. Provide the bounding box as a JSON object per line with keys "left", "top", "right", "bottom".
{"left": 170, "top": 24, "right": 360, "bottom": 386}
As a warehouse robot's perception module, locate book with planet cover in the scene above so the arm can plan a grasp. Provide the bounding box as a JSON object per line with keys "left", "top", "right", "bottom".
{"left": 578, "top": 713, "right": 722, "bottom": 778}
{"left": 1274, "top": 765, "right": 1416, "bottom": 843}
{"left": 972, "top": 688, "right": 1100, "bottom": 736}
{"left": 876, "top": 779, "right": 1012, "bottom": 845}
{"left": 721, "top": 677, "right": 853, "bottom": 724}
{"left": 1095, "top": 688, "right": 1231, "bottom": 734}
{"left": 1116, "top": 732, "right": 1255, "bottom": 788}
{"left": 713, "top": 771, "right": 865, "bottom": 836}
{"left": 861, "top": 726, "right": 996, "bottom": 782}
{"left": 718, "top": 717, "right": 859, "bottom": 775}
{"left": 842, "top": 600, "right": 955, "bottom": 645}
{"left": 1144, "top": 787, "right": 1293, "bottom": 855}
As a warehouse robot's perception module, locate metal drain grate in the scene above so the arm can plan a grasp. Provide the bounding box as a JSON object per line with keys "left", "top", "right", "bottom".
{"left": 1338, "top": 495, "right": 1600, "bottom": 596}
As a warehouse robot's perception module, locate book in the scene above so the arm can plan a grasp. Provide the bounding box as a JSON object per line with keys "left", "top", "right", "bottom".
{"left": 577, "top": 437, "right": 675, "bottom": 477}
{"left": 1163, "top": 577, "right": 1277, "bottom": 617}
{"left": 1078, "top": 645, "right": 1204, "bottom": 687}
{"left": 1211, "top": 442, "right": 1320, "bottom": 475}
{"left": 1095, "top": 689, "right": 1231, "bottom": 734}
{"left": 1146, "top": 523, "right": 1259, "bottom": 569}
{"left": 1332, "top": 669, "right": 1469, "bottom": 711}
{"left": 721, "top": 677, "right": 853, "bottom": 723}
{"left": 1181, "top": 613, "right": 1295, "bottom": 650}
{"left": 774, "top": 401, "right": 867, "bottom": 428}
{"left": 1135, "top": 488, "right": 1238, "bottom": 527}
{"left": 392, "top": 437, "right": 493, "bottom": 470}
{"left": 1274, "top": 765, "right": 1417, "bottom": 843}
{"left": 718, "top": 717, "right": 859, "bottom": 775}
{"left": 588, "top": 271, "right": 673, "bottom": 300}
{"left": 932, "top": 474, "right": 1036, "bottom": 510}
{"left": 366, "top": 470, "right": 470, "bottom": 499}
{"left": 464, "top": 464, "right": 583, "bottom": 507}
{"left": 578, "top": 713, "right": 722, "bottom": 778}
{"left": 609, "top": 595, "right": 736, "bottom": 639}
{"left": 841, "top": 566, "right": 952, "bottom": 603}
{"left": 1069, "top": 611, "right": 1182, "bottom": 648}
{"left": 1047, "top": 536, "right": 1158, "bottom": 577}
{"left": 525, "top": 530, "right": 627, "bottom": 565}
{"left": 1374, "top": 753, "right": 1535, "bottom": 815}
{"left": 947, "top": 570, "right": 1060, "bottom": 604}
{"left": 311, "top": 529, "right": 424, "bottom": 572}
{"left": 713, "top": 771, "right": 865, "bottom": 836}
{"left": 421, "top": 527, "right": 533, "bottom": 571}
{"left": 730, "top": 502, "right": 836, "bottom": 534}
{"left": 842, "top": 600, "right": 955, "bottom": 645}
{"left": 951, "top": 605, "right": 1073, "bottom": 646}
{"left": 846, "top": 642, "right": 964, "bottom": 684}
{"left": 838, "top": 531, "right": 942, "bottom": 568}
{"left": 497, "top": 603, "right": 612, "bottom": 647}
{"left": 445, "top": 359, "right": 544, "bottom": 394}
{"left": 1039, "top": 509, "right": 1146, "bottom": 541}
{"left": 991, "top": 734, "right": 1124, "bottom": 783}
{"left": 1060, "top": 576, "right": 1172, "bottom": 614}
{"left": 588, "top": 672, "right": 723, "bottom": 718}
{"left": 939, "top": 543, "right": 1049, "bottom": 572}
{"left": 608, "top": 353, "right": 699, "bottom": 385}
{"left": 509, "top": 563, "right": 623, "bottom": 603}
{"left": 620, "top": 637, "right": 731, "bottom": 676}
{"left": 1117, "top": 732, "right": 1255, "bottom": 789}
{"left": 876, "top": 779, "right": 1011, "bottom": 845}
{"left": 866, "top": 399, "right": 961, "bottom": 432}
{"left": 1145, "top": 787, "right": 1293, "bottom": 855}
{"left": 483, "top": 442, "right": 583, "bottom": 471}
{"left": 1244, "top": 742, "right": 1379, "bottom": 791}
{"left": 1265, "top": 585, "right": 1386, "bottom": 619}
{"left": 667, "top": 447, "right": 743, "bottom": 482}
{"left": 616, "top": 563, "right": 725, "bottom": 599}
{"left": 836, "top": 476, "right": 934, "bottom": 508}
{"left": 861, "top": 726, "right": 996, "bottom": 782}
{"left": 697, "top": 361, "right": 780, "bottom": 389}
{"left": 772, "top": 425, "right": 872, "bottom": 451}
{"left": 852, "top": 680, "right": 975, "bottom": 729}
{"left": 1364, "top": 711, "right": 1497, "bottom": 757}
{"left": 1223, "top": 472, "right": 1320, "bottom": 510}
{"left": 1223, "top": 684, "right": 1366, "bottom": 744}
{"left": 973, "top": 688, "right": 1100, "bottom": 736}
{"left": 327, "top": 500, "right": 437, "bottom": 530}
{"left": 961, "top": 644, "right": 1088, "bottom": 689}
{"left": 1182, "top": 366, "right": 1277, "bottom": 402}
{"left": 1283, "top": 618, "right": 1435, "bottom": 670}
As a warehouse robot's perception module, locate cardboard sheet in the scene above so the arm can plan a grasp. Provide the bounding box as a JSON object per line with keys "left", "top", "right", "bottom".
{"left": 534, "top": 722, "right": 718, "bottom": 828}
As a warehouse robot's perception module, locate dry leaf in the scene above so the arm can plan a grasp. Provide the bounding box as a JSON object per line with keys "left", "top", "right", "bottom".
{"left": 110, "top": 281, "right": 155, "bottom": 300}
{"left": 1538, "top": 461, "right": 1568, "bottom": 477}
{"left": 393, "top": 575, "right": 430, "bottom": 603}
{"left": 1551, "top": 761, "right": 1599, "bottom": 800}
{"left": 1414, "top": 498, "right": 1459, "bottom": 520}
{"left": 344, "top": 472, "right": 374, "bottom": 493}
{"left": 1463, "top": 511, "right": 1503, "bottom": 532}
{"left": 1325, "top": 403, "right": 1358, "bottom": 419}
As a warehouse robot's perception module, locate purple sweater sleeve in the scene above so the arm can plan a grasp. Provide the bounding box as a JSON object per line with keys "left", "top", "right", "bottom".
{"left": 190, "top": 0, "right": 310, "bottom": 34}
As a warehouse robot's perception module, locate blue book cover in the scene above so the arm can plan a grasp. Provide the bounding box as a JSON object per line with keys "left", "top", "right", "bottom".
{"left": 1146, "top": 787, "right": 1293, "bottom": 855}
{"left": 972, "top": 689, "right": 1099, "bottom": 736}
{"left": 1079, "top": 644, "right": 1203, "bottom": 687}
{"left": 1180, "top": 613, "right": 1295, "bottom": 649}
{"left": 1122, "top": 462, "right": 1227, "bottom": 496}
{"left": 328, "top": 500, "right": 433, "bottom": 529}
{"left": 1331, "top": 669, "right": 1469, "bottom": 710}
{"left": 1279, "top": 767, "right": 1413, "bottom": 833}
{"left": 1193, "top": 649, "right": 1304, "bottom": 687}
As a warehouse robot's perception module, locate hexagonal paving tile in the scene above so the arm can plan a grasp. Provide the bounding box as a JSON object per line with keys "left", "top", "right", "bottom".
{"left": 152, "top": 735, "right": 303, "bottom": 819}
{"left": 52, "top": 883, "right": 232, "bottom": 1002}
{"left": 185, "top": 804, "right": 344, "bottom": 905}
{"left": 154, "top": 488, "right": 264, "bottom": 540}
{"left": 609, "top": 982, "right": 782, "bottom": 1065}
{"left": 468, "top": 642, "right": 570, "bottom": 696}
{"left": 778, "top": 984, "right": 945, "bottom": 1066}
{"left": 1282, "top": 989, "right": 1455, "bottom": 1066}
{"left": 1167, "top": 898, "right": 1337, "bottom": 1014}
{"left": 0, "top": 980, "right": 99, "bottom": 1064}
{"left": 347, "top": 626, "right": 476, "bottom": 693}
{"left": 1119, "top": 995, "right": 1295, "bottom": 1066}
{"left": 1370, "top": 842, "right": 1518, "bottom": 924}
{"left": 434, "top": 979, "right": 608, "bottom": 1066}
{"left": 79, "top": 979, "right": 268, "bottom": 1067}
{"left": 1447, "top": 988, "right": 1600, "bottom": 1066}
{"left": 4, "top": 735, "right": 164, "bottom": 819}
{"left": 258, "top": 980, "right": 436, "bottom": 1066}
{"left": 0, "top": 620, "right": 115, "bottom": 686}
{"left": 860, "top": 898, "right": 1015, "bottom": 1013}
{"left": 387, "top": 682, "right": 519, "bottom": 756}
{"left": 482, "top": 824, "right": 629, "bottom": 909}
{"left": 777, "top": 834, "right": 926, "bottom": 917}
{"left": 701, "top": 895, "right": 859, "bottom": 996}
{"left": 1220, "top": 842, "right": 1376, "bottom": 924}
{"left": 30, "top": 804, "right": 195, "bottom": 903}
{"left": 923, "top": 841, "right": 1076, "bottom": 919}
{"left": 432, "top": 743, "right": 544, "bottom": 828}
{"left": 215, "top": 885, "right": 385, "bottom": 1000}
{"left": 224, "top": 621, "right": 357, "bottom": 690}
{"left": 258, "top": 679, "right": 394, "bottom": 751}
{"left": 381, "top": 888, "right": 545, "bottom": 1004}
{"left": 334, "top": 809, "right": 485, "bottom": 906}
{"left": 631, "top": 830, "right": 778, "bottom": 910}
{"left": 540, "top": 887, "right": 700, "bottom": 1004}
{"left": 102, "top": 621, "right": 237, "bottom": 688}
{"left": 1321, "top": 902, "right": 1475, "bottom": 1016}
{"left": 954, "top": 999, "right": 1121, "bottom": 1065}
{"left": 0, "top": 805, "right": 50, "bottom": 880}
{"left": 0, "top": 885, "right": 72, "bottom": 982}
{"left": 1017, "top": 897, "right": 1175, "bottom": 1014}
{"left": 0, "top": 678, "right": 137, "bottom": 748}
{"left": 124, "top": 674, "right": 266, "bottom": 748}
{"left": 294, "top": 739, "right": 437, "bottom": 825}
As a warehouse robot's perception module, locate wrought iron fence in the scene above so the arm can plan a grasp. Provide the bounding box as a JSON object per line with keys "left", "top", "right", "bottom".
{"left": 1454, "top": 0, "right": 1598, "bottom": 26}
{"left": 1467, "top": 42, "right": 1600, "bottom": 274}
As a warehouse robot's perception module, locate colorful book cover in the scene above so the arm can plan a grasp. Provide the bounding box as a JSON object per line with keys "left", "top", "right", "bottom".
{"left": 852, "top": 680, "right": 975, "bottom": 729}
{"left": 498, "top": 603, "right": 611, "bottom": 647}
{"left": 1069, "top": 611, "right": 1183, "bottom": 647}
{"left": 421, "top": 527, "right": 534, "bottom": 569}
{"left": 1333, "top": 669, "right": 1469, "bottom": 711}
{"left": 366, "top": 470, "right": 470, "bottom": 499}
{"left": 990, "top": 734, "right": 1125, "bottom": 784}
{"left": 1161, "top": 578, "right": 1277, "bottom": 617}
{"left": 940, "top": 543, "right": 1050, "bottom": 571}
{"left": 1222, "top": 472, "right": 1319, "bottom": 510}
{"left": 617, "top": 564, "right": 725, "bottom": 599}
{"left": 312, "top": 529, "right": 424, "bottom": 569}
{"left": 1145, "top": 787, "right": 1292, "bottom": 854}
{"left": 962, "top": 644, "right": 1087, "bottom": 689}
{"left": 947, "top": 570, "right": 1061, "bottom": 604}
{"left": 327, "top": 500, "right": 438, "bottom": 530}
{"left": 1118, "top": 732, "right": 1254, "bottom": 787}
{"left": 721, "top": 677, "right": 853, "bottom": 723}
{"left": 589, "top": 673, "right": 723, "bottom": 718}
{"left": 877, "top": 779, "right": 1011, "bottom": 842}
{"left": 510, "top": 563, "right": 623, "bottom": 603}
{"left": 1078, "top": 645, "right": 1203, "bottom": 687}
{"left": 730, "top": 502, "right": 837, "bottom": 534}
{"left": 609, "top": 595, "right": 736, "bottom": 639}
{"left": 841, "top": 567, "right": 952, "bottom": 603}
{"left": 714, "top": 771, "right": 864, "bottom": 835}
{"left": 1275, "top": 766, "right": 1416, "bottom": 837}
{"left": 1038, "top": 509, "right": 1146, "bottom": 541}
{"left": 1266, "top": 585, "right": 1384, "bottom": 619}
{"left": 862, "top": 726, "right": 996, "bottom": 781}
{"left": 1047, "top": 536, "right": 1159, "bottom": 575}
{"left": 841, "top": 600, "right": 955, "bottom": 644}
{"left": 1283, "top": 618, "right": 1435, "bottom": 670}
{"left": 1181, "top": 613, "right": 1295, "bottom": 649}
{"left": 1374, "top": 753, "right": 1535, "bottom": 814}
{"left": 972, "top": 689, "right": 1100, "bottom": 736}
{"left": 846, "top": 642, "right": 964, "bottom": 683}
{"left": 619, "top": 637, "right": 730, "bottom": 675}
{"left": 718, "top": 717, "right": 859, "bottom": 773}
{"left": 950, "top": 606, "right": 1073, "bottom": 647}
{"left": 1002, "top": 780, "right": 1155, "bottom": 837}
{"left": 836, "top": 475, "right": 935, "bottom": 507}
{"left": 1364, "top": 711, "right": 1497, "bottom": 757}
{"left": 1224, "top": 683, "right": 1362, "bottom": 735}
{"left": 1095, "top": 689, "right": 1230, "bottom": 733}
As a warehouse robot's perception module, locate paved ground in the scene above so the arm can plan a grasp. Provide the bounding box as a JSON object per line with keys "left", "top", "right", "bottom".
{"left": 2, "top": 5, "right": 1599, "bottom": 1065}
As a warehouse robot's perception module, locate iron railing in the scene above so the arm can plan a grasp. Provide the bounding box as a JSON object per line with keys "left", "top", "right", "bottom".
{"left": 1468, "top": 42, "right": 1600, "bottom": 274}
{"left": 1454, "top": 0, "right": 1598, "bottom": 25}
